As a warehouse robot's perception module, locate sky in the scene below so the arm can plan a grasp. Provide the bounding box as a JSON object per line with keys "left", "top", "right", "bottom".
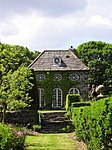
{"left": 0, "top": 0, "right": 112, "bottom": 52}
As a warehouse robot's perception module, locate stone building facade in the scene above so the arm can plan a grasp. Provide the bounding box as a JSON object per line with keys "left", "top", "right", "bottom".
{"left": 29, "top": 49, "right": 89, "bottom": 109}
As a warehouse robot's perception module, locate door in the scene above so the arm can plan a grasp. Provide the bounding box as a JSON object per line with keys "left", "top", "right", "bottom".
{"left": 52, "top": 88, "right": 62, "bottom": 107}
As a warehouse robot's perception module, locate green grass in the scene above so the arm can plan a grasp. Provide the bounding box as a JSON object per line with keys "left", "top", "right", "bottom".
{"left": 25, "top": 133, "right": 75, "bottom": 150}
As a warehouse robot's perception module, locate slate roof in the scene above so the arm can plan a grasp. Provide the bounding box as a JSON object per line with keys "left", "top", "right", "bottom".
{"left": 29, "top": 50, "right": 89, "bottom": 71}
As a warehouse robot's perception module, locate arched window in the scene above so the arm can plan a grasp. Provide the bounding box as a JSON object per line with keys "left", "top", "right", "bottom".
{"left": 52, "top": 88, "right": 62, "bottom": 107}
{"left": 38, "top": 88, "right": 45, "bottom": 108}
{"left": 69, "top": 88, "right": 79, "bottom": 94}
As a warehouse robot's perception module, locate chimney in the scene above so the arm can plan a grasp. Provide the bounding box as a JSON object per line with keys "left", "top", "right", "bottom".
{"left": 69, "top": 46, "right": 74, "bottom": 50}
{"left": 69, "top": 46, "right": 77, "bottom": 56}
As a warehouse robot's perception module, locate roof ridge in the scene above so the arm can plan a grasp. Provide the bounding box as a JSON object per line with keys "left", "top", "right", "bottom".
{"left": 44, "top": 49, "right": 69, "bottom": 52}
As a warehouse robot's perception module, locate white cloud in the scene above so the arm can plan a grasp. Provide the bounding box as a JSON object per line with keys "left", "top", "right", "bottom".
{"left": 0, "top": 22, "right": 18, "bottom": 36}
{"left": 0, "top": 0, "right": 112, "bottom": 51}
{"left": 0, "top": 11, "right": 83, "bottom": 50}
{"left": 86, "top": 15, "right": 112, "bottom": 29}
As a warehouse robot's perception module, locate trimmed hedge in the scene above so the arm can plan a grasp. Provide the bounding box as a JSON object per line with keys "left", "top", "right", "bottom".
{"left": 72, "top": 96, "right": 112, "bottom": 150}
{"left": 71, "top": 102, "right": 91, "bottom": 108}
{"left": 66, "top": 94, "right": 81, "bottom": 111}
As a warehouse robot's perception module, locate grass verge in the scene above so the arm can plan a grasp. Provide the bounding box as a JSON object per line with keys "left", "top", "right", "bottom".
{"left": 25, "top": 133, "right": 76, "bottom": 150}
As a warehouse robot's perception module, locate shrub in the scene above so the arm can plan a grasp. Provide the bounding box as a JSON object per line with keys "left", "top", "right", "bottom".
{"left": 0, "top": 123, "right": 13, "bottom": 150}
{"left": 32, "top": 124, "right": 41, "bottom": 132}
{"left": 72, "top": 96, "right": 112, "bottom": 149}
{"left": 0, "top": 123, "right": 26, "bottom": 150}
{"left": 66, "top": 94, "right": 81, "bottom": 111}
{"left": 60, "top": 125, "right": 70, "bottom": 133}
{"left": 71, "top": 102, "right": 91, "bottom": 108}
{"left": 65, "top": 110, "right": 71, "bottom": 119}
{"left": 11, "top": 126, "right": 26, "bottom": 150}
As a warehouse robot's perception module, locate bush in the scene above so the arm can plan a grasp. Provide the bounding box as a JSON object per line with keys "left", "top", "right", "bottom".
{"left": 0, "top": 123, "right": 13, "bottom": 150}
{"left": 60, "top": 125, "right": 70, "bottom": 133}
{"left": 72, "top": 96, "right": 112, "bottom": 149}
{"left": 71, "top": 102, "right": 91, "bottom": 108}
{"left": 65, "top": 110, "right": 71, "bottom": 119}
{"left": 66, "top": 94, "right": 81, "bottom": 111}
{"left": 32, "top": 124, "right": 41, "bottom": 132}
{"left": 71, "top": 102, "right": 91, "bottom": 113}
{"left": 0, "top": 123, "right": 26, "bottom": 150}
{"left": 11, "top": 126, "right": 26, "bottom": 150}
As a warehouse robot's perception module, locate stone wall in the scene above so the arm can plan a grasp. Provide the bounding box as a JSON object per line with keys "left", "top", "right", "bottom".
{"left": 0, "top": 110, "right": 39, "bottom": 127}
{"left": 35, "top": 70, "right": 89, "bottom": 109}
{"left": 77, "top": 71, "right": 89, "bottom": 99}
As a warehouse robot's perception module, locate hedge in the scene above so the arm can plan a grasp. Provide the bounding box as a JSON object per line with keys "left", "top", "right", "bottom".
{"left": 66, "top": 94, "right": 81, "bottom": 111}
{"left": 72, "top": 96, "right": 112, "bottom": 150}
{"left": 71, "top": 102, "right": 91, "bottom": 108}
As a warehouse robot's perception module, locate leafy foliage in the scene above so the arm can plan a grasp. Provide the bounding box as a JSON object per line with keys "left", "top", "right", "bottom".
{"left": 36, "top": 71, "right": 80, "bottom": 108}
{"left": 0, "top": 123, "right": 13, "bottom": 149}
{"left": 32, "top": 124, "right": 41, "bottom": 132}
{"left": 71, "top": 102, "right": 91, "bottom": 108}
{"left": 72, "top": 96, "right": 112, "bottom": 149}
{"left": 66, "top": 94, "right": 81, "bottom": 111}
{"left": 0, "top": 123, "right": 26, "bottom": 150}
{"left": 76, "top": 41, "right": 112, "bottom": 93}
{"left": 0, "top": 43, "right": 40, "bottom": 75}
{"left": 0, "top": 43, "right": 40, "bottom": 122}
{"left": 0, "top": 67, "right": 33, "bottom": 110}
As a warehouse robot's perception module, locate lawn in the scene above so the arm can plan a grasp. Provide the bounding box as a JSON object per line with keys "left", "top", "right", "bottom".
{"left": 25, "top": 133, "right": 76, "bottom": 150}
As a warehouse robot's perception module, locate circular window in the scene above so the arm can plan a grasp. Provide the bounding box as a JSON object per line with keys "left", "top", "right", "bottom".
{"left": 69, "top": 74, "right": 79, "bottom": 81}
{"left": 53, "top": 57, "right": 61, "bottom": 65}
{"left": 53, "top": 74, "right": 62, "bottom": 81}
{"left": 36, "top": 74, "right": 45, "bottom": 81}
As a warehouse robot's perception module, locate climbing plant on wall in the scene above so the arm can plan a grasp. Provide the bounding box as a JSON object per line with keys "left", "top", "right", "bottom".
{"left": 35, "top": 71, "right": 80, "bottom": 108}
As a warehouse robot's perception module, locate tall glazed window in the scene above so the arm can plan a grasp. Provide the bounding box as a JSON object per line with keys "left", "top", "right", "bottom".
{"left": 38, "top": 88, "right": 45, "bottom": 108}
{"left": 52, "top": 88, "right": 62, "bottom": 107}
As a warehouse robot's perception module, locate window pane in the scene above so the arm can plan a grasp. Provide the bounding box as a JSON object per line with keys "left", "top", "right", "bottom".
{"left": 38, "top": 89, "right": 45, "bottom": 107}
{"left": 69, "top": 74, "right": 79, "bottom": 81}
{"left": 36, "top": 74, "right": 45, "bottom": 81}
{"left": 53, "top": 74, "right": 62, "bottom": 81}
{"left": 52, "top": 88, "right": 62, "bottom": 107}
{"left": 69, "top": 88, "right": 79, "bottom": 94}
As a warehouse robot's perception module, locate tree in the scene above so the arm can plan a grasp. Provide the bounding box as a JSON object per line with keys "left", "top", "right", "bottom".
{"left": 0, "top": 43, "right": 39, "bottom": 73}
{"left": 76, "top": 41, "right": 112, "bottom": 93}
{"left": 0, "top": 67, "right": 34, "bottom": 122}
{"left": 0, "top": 43, "right": 40, "bottom": 122}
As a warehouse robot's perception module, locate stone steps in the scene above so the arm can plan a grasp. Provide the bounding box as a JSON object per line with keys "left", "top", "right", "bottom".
{"left": 40, "top": 111, "right": 74, "bottom": 133}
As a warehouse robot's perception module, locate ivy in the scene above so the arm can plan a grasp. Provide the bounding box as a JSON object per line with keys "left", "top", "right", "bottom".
{"left": 35, "top": 71, "right": 80, "bottom": 108}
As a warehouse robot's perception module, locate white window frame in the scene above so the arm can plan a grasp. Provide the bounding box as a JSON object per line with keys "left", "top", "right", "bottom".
{"left": 38, "top": 88, "right": 45, "bottom": 108}
{"left": 69, "top": 73, "right": 79, "bottom": 81}
{"left": 52, "top": 88, "right": 62, "bottom": 107}
{"left": 53, "top": 57, "right": 61, "bottom": 65}
{"left": 36, "top": 74, "right": 45, "bottom": 81}
{"left": 53, "top": 74, "right": 62, "bottom": 81}
{"left": 69, "top": 88, "right": 79, "bottom": 94}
